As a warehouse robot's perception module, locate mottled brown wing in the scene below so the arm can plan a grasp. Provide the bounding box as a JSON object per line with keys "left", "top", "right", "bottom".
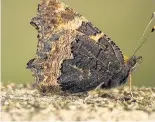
{"left": 76, "top": 21, "right": 125, "bottom": 65}
{"left": 27, "top": 0, "right": 128, "bottom": 92}
{"left": 58, "top": 33, "right": 129, "bottom": 93}
{"left": 27, "top": 0, "right": 88, "bottom": 87}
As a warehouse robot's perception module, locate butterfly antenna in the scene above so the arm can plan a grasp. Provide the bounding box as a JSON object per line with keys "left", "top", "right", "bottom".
{"left": 132, "top": 12, "right": 155, "bottom": 56}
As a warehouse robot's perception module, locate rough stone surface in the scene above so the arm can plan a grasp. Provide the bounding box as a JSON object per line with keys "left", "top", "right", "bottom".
{"left": 1, "top": 83, "right": 155, "bottom": 121}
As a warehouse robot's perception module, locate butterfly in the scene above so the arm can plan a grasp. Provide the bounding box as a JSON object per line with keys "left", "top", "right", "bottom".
{"left": 27, "top": 0, "right": 154, "bottom": 93}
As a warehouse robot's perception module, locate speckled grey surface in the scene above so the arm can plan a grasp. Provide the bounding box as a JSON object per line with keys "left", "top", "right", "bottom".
{"left": 1, "top": 83, "right": 155, "bottom": 121}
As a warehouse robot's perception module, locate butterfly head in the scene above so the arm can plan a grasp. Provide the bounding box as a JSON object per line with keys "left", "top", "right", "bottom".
{"left": 125, "top": 55, "right": 143, "bottom": 71}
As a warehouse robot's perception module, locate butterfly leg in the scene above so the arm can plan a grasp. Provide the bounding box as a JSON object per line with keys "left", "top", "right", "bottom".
{"left": 129, "top": 72, "right": 132, "bottom": 92}
{"left": 84, "top": 82, "right": 105, "bottom": 102}
{"left": 84, "top": 90, "right": 98, "bottom": 102}
{"left": 128, "top": 72, "right": 134, "bottom": 98}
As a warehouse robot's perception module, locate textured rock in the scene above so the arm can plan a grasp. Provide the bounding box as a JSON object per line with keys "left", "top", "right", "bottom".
{"left": 1, "top": 84, "right": 155, "bottom": 121}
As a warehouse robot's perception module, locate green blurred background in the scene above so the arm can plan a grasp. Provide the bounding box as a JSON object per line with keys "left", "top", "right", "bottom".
{"left": 2, "top": 0, "right": 155, "bottom": 86}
